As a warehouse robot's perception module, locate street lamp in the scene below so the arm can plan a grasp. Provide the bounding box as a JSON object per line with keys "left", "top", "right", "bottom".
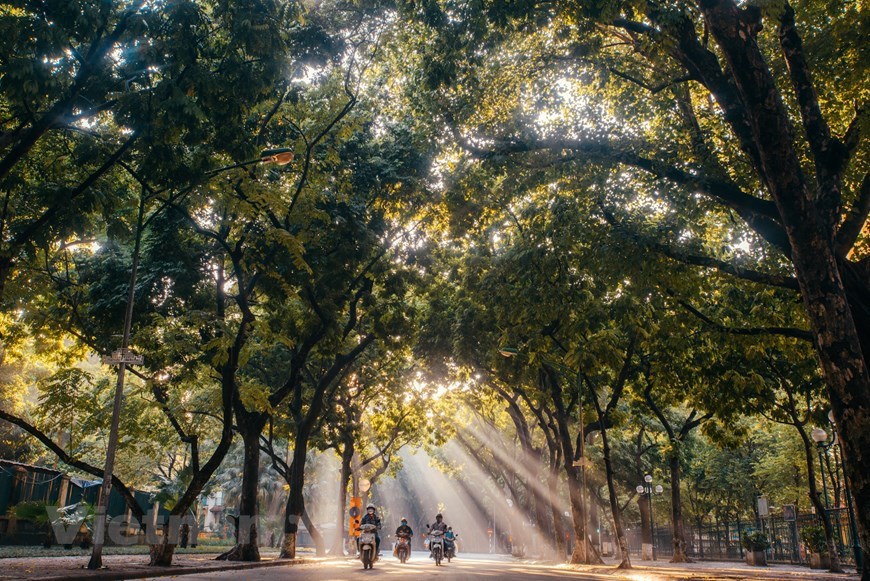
{"left": 259, "top": 148, "right": 295, "bottom": 165}
{"left": 637, "top": 475, "right": 663, "bottom": 561}
{"left": 815, "top": 416, "right": 864, "bottom": 571}
{"left": 811, "top": 427, "right": 832, "bottom": 509}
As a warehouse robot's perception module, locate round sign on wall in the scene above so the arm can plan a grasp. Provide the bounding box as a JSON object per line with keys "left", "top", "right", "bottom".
{"left": 349, "top": 506, "right": 361, "bottom": 518}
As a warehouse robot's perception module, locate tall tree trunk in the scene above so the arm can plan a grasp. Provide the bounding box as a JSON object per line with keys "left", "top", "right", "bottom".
{"left": 542, "top": 365, "right": 602, "bottom": 564}
{"left": 668, "top": 452, "right": 691, "bottom": 563}
{"left": 639, "top": 490, "right": 652, "bottom": 560}
{"left": 281, "top": 431, "right": 310, "bottom": 559}
{"left": 699, "top": 7, "right": 870, "bottom": 573}
{"left": 589, "top": 495, "right": 601, "bottom": 554}
{"left": 565, "top": 468, "right": 593, "bottom": 563}
{"left": 795, "top": 235, "right": 869, "bottom": 579}
{"left": 548, "top": 467, "right": 567, "bottom": 559}
{"left": 301, "top": 505, "right": 325, "bottom": 556}
{"left": 332, "top": 435, "right": 354, "bottom": 555}
{"left": 149, "top": 535, "right": 176, "bottom": 567}
{"left": 222, "top": 418, "right": 262, "bottom": 562}
{"left": 598, "top": 421, "right": 631, "bottom": 569}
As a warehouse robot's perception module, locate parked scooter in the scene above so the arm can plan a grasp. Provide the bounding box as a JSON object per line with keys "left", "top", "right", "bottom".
{"left": 358, "top": 523, "right": 379, "bottom": 569}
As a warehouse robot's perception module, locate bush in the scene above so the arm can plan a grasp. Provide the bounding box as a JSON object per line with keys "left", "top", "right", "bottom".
{"left": 8, "top": 501, "right": 52, "bottom": 547}
{"left": 800, "top": 525, "right": 828, "bottom": 555}
{"left": 741, "top": 531, "right": 770, "bottom": 552}
{"left": 9, "top": 501, "right": 50, "bottom": 525}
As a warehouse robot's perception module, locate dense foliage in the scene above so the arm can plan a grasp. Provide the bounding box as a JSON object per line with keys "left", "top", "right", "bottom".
{"left": 0, "top": 0, "right": 866, "bottom": 573}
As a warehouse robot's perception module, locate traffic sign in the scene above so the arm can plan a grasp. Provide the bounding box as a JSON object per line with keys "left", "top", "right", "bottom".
{"left": 349, "top": 496, "right": 362, "bottom": 538}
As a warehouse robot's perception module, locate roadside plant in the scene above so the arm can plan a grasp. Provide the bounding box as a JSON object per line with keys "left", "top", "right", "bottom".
{"left": 741, "top": 531, "right": 771, "bottom": 552}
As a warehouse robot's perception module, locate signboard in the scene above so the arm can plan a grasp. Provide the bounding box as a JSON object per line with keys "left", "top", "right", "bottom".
{"left": 757, "top": 495, "right": 769, "bottom": 518}
{"left": 349, "top": 496, "right": 362, "bottom": 538}
{"left": 101, "top": 348, "right": 144, "bottom": 366}
{"left": 783, "top": 504, "right": 796, "bottom": 521}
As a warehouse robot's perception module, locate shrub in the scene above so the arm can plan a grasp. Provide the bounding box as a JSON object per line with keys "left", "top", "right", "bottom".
{"left": 800, "top": 525, "right": 828, "bottom": 555}
{"left": 9, "top": 501, "right": 50, "bottom": 525}
{"left": 741, "top": 531, "right": 770, "bottom": 552}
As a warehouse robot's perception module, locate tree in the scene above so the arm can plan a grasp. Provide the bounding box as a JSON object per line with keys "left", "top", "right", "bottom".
{"left": 304, "top": 344, "right": 427, "bottom": 556}
{"left": 393, "top": 1, "right": 870, "bottom": 564}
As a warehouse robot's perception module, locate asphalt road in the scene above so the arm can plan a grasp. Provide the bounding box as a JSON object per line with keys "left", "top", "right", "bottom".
{"left": 143, "top": 553, "right": 613, "bottom": 580}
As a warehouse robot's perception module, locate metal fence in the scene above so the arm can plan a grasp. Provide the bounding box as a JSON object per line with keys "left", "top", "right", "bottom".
{"left": 0, "top": 460, "right": 164, "bottom": 545}
{"left": 624, "top": 507, "right": 861, "bottom": 568}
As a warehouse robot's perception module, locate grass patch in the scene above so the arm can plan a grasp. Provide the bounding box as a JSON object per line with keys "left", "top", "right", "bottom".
{"left": 0, "top": 544, "right": 308, "bottom": 559}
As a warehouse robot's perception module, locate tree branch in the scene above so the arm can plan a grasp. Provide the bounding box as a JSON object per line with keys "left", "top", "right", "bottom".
{"left": 836, "top": 173, "right": 870, "bottom": 257}
{"left": 777, "top": 3, "right": 839, "bottom": 175}
{"left": 600, "top": 203, "right": 799, "bottom": 290}
{"left": 668, "top": 289, "right": 813, "bottom": 341}
{"left": 465, "top": 136, "right": 790, "bottom": 253}
{"left": 0, "top": 409, "right": 145, "bottom": 522}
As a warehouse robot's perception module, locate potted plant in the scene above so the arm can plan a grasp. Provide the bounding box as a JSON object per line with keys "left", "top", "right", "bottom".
{"left": 800, "top": 525, "right": 830, "bottom": 569}
{"left": 52, "top": 502, "right": 95, "bottom": 549}
{"left": 741, "top": 531, "right": 770, "bottom": 566}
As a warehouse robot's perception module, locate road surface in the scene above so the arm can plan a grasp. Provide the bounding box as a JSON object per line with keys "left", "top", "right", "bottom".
{"left": 144, "top": 553, "right": 613, "bottom": 580}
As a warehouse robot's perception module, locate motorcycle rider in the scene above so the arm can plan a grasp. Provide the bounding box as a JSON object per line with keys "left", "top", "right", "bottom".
{"left": 359, "top": 504, "right": 382, "bottom": 557}
{"left": 427, "top": 513, "right": 448, "bottom": 558}
{"left": 445, "top": 526, "right": 457, "bottom": 556}
{"left": 396, "top": 518, "right": 413, "bottom": 539}
{"left": 395, "top": 518, "right": 413, "bottom": 555}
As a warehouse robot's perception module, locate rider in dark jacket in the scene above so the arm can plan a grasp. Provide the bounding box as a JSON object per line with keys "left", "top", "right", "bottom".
{"left": 428, "top": 513, "right": 448, "bottom": 558}
{"left": 396, "top": 518, "right": 413, "bottom": 538}
{"left": 395, "top": 518, "right": 413, "bottom": 554}
{"left": 360, "top": 504, "right": 382, "bottom": 556}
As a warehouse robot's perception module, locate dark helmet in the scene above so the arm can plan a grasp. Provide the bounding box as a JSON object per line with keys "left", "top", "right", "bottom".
{"left": 436, "top": 513, "right": 443, "bottom": 519}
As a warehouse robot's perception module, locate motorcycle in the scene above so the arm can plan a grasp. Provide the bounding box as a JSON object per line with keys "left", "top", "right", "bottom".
{"left": 357, "top": 523, "right": 379, "bottom": 569}
{"left": 444, "top": 533, "right": 458, "bottom": 562}
{"left": 428, "top": 528, "right": 445, "bottom": 566}
{"left": 395, "top": 532, "right": 411, "bottom": 563}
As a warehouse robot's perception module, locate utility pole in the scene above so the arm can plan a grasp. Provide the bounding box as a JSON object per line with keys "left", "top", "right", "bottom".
{"left": 88, "top": 194, "right": 146, "bottom": 569}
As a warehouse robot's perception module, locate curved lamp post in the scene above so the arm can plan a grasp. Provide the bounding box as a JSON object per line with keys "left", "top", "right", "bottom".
{"left": 636, "top": 475, "right": 664, "bottom": 561}
{"left": 813, "top": 417, "right": 864, "bottom": 572}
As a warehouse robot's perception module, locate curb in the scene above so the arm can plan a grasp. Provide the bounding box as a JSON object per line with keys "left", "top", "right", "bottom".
{"left": 30, "top": 557, "right": 314, "bottom": 581}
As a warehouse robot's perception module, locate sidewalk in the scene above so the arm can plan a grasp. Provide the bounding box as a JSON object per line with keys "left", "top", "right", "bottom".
{"left": 0, "top": 551, "right": 329, "bottom": 581}
{"left": 561, "top": 557, "right": 862, "bottom": 580}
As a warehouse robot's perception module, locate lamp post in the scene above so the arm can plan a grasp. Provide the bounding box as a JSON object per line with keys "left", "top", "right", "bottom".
{"left": 811, "top": 427, "right": 832, "bottom": 508}
{"left": 636, "top": 475, "right": 663, "bottom": 561}
{"left": 814, "top": 416, "right": 864, "bottom": 572}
